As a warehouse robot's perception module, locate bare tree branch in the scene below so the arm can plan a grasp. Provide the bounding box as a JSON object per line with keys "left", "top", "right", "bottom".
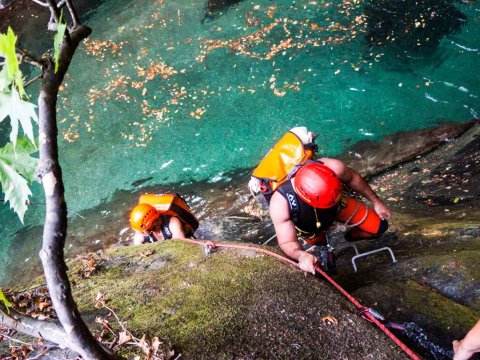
{"left": 65, "top": 0, "right": 80, "bottom": 28}
{"left": 24, "top": 73, "right": 43, "bottom": 88}
{"left": 30, "top": 0, "right": 49, "bottom": 7}
{"left": 16, "top": 48, "right": 44, "bottom": 69}
{"left": 0, "top": 332, "right": 32, "bottom": 346}
{"left": 0, "top": 305, "right": 71, "bottom": 349}
{"left": 45, "top": 0, "right": 60, "bottom": 23}
{"left": 34, "top": 23, "right": 122, "bottom": 360}
{"left": 2, "top": 3, "right": 122, "bottom": 359}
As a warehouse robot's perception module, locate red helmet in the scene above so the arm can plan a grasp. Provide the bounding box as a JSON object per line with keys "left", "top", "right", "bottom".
{"left": 292, "top": 162, "right": 343, "bottom": 208}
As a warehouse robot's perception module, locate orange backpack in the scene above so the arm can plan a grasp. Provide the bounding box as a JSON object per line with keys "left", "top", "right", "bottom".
{"left": 139, "top": 193, "right": 199, "bottom": 237}
{"left": 250, "top": 127, "right": 318, "bottom": 205}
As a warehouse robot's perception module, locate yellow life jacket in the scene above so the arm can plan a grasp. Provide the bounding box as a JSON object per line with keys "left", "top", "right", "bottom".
{"left": 139, "top": 193, "right": 199, "bottom": 237}
{"left": 250, "top": 128, "right": 318, "bottom": 204}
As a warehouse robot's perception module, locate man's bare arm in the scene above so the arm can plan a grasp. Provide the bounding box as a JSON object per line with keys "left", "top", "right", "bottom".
{"left": 320, "top": 158, "right": 391, "bottom": 220}
{"left": 269, "top": 192, "right": 317, "bottom": 274}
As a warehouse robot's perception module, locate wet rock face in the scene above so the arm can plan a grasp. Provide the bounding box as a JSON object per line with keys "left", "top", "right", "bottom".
{"left": 338, "top": 124, "right": 480, "bottom": 358}
{"left": 406, "top": 134, "right": 480, "bottom": 207}
{"left": 337, "top": 120, "right": 478, "bottom": 179}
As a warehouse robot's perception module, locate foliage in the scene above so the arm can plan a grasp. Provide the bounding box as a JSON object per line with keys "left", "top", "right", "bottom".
{"left": 0, "top": 288, "right": 12, "bottom": 312}
{"left": 53, "top": 10, "right": 67, "bottom": 73}
{"left": 0, "top": 26, "right": 39, "bottom": 222}
{"left": 0, "top": 27, "right": 25, "bottom": 97}
{"left": 0, "top": 88, "right": 38, "bottom": 147}
{"left": 0, "top": 137, "right": 38, "bottom": 223}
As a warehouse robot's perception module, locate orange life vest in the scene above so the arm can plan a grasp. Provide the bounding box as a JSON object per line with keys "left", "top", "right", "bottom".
{"left": 139, "top": 193, "right": 199, "bottom": 237}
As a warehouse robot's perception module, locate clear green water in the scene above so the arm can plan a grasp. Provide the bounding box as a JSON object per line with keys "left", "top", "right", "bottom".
{"left": 1, "top": 0, "right": 479, "bottom": 284}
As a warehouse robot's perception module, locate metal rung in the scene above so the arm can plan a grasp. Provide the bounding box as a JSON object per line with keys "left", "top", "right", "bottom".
{"left": 340, "top": 243, "right": 359, "bottom": 255}
{"left": 351, "top": 246, "right": 397, "bottom": 273}
{"left": 262, "top": 234, "right": 277, "bottom": 245}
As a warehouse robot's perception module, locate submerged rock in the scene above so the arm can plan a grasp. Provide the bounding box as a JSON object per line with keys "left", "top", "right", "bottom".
{"left": 202, "top": 0, "right": 244, "bottom": 23}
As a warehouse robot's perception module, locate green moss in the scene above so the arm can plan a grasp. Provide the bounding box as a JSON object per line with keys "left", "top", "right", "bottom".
{"left": 401, "top": 280, "right": 477, "bottom": 330}
{"left": 71, "top": 241, "right": 285, "bottom": 353}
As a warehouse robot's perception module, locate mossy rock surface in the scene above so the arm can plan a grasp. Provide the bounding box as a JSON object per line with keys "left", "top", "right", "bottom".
{"left": 70, "top": 241, "right": 408, "bottom": 359}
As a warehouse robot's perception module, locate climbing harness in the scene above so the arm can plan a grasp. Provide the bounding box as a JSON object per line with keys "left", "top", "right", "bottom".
{"left": 335, "top": 197, "right": 368, "bottom": 233}
{"left": 171, "top": 237, "right": 420, "bottom": 360}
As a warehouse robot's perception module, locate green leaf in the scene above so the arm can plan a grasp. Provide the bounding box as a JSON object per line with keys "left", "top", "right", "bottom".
{"left": 0, "top": 27, "right": 19, "bottom": 80}
{"left": 0, "top": 288, "right": 12, "bottom": 313}
{"left": 1, "top": 162, "right": 31, "bottom": 223}
{"left": 0, "top": 137, "right": 38, "bottom": 223}
{"left": 0, "top": 27, "right": 24, "bottom": 97}
{"left": 0, "top": 137, "right": 38, "bottom": 181}
{"left": 53, "top": 10, "right": 67, "bottom": 73}
{"left": 0, "top": 87, "right": 38, "bottom": 147}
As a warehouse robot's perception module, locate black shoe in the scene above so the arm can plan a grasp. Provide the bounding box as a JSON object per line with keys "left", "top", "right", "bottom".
{"left": 327, "top": 247, "right": 336, "bottom": 274}
{"left": 317, "top": 246, "right": 337, "bottom": 274}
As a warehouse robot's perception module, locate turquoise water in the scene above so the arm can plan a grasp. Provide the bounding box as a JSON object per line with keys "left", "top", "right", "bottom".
{"left": 1, "top": 0, "right": 479, "bottom": 284}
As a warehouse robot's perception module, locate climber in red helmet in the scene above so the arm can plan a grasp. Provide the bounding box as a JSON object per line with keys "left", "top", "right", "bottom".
{"left": 269, "top": 159, "right": 391, "bottom": 275}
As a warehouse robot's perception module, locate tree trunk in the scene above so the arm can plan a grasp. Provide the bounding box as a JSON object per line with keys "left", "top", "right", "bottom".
{"left": 0, "top": 304, "right": 71, "bottom": 348}
{"left": 35, "top": 24, "right": 121, "bottom": 360}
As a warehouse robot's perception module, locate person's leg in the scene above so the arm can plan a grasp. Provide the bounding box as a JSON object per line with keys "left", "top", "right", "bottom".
{"left": 344, "top": 220, "right": 388, "bottom": 241}
{"left": 336, "top": 196, "right": 388, "bottom": 241}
